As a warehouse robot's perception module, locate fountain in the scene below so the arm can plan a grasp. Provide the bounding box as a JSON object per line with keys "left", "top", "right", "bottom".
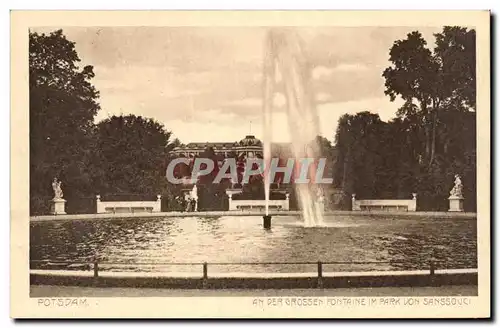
{"left": 262, "top": 28, "right": 325, "bottom": 227}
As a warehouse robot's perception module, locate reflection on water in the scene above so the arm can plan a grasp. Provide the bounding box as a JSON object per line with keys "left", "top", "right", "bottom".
{"left": 30, "top": 215, "right": 477, "bottom": 273}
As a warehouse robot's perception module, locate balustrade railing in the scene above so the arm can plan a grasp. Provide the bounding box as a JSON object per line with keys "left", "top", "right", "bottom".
{"left": 30, "top": 259, "right": 476, "bottom": 279}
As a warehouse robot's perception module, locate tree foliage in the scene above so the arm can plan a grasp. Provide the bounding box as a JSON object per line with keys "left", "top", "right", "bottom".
{"left": 29, "top": 29, "right": 100, "bottom": 214}
{"left": 92, "top": 115, "right": 172, "bottom": 196}
{"left": 383, "top": 26, "right": 476, "bottom": 169}
{"left": 29, "top": 30, "right": 179, "bottom": 214}
{"left": 334, "top": 110, "right": 475, "bottom": 211}
{"left": 334, "top": 26, "right": 476, "bottom": 211}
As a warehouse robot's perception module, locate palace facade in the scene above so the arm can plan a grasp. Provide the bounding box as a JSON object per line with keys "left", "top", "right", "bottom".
{"left": 169, "top": 134, "right": 336, "bottom": 185}
{"left": 168, "top": 134, "right": 342, "bottom": 210}
{"left": 169, "top": 135, "right": 296, "bottom": 181}
{"left": 170, "top": 135, "right": 266, "bottom": 159}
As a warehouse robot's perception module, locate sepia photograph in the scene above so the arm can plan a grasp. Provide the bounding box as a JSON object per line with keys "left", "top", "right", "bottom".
{"left": 10, "top": 10, "right": 490, "bottom": 318}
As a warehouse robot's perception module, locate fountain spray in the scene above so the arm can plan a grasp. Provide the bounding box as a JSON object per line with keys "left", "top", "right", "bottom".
{"left": 262, "top": 28, "right": 325, "bottom": 227}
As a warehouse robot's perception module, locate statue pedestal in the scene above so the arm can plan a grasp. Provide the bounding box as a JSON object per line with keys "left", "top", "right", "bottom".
{"left": 448, "top": 196, "right": 464, "bottom": 212}
{"left": 50, "top": 198, "right": 67, "bottom": 215}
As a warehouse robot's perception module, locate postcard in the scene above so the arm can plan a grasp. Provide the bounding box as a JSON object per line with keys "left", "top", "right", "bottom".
{"left": 11, "top": 10, "right": 490, "bottom": 318}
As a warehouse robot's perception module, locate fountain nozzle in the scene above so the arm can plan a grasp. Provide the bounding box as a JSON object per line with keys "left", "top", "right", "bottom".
{"left": 263, "top": 215, "right": 272, "bottom": 229}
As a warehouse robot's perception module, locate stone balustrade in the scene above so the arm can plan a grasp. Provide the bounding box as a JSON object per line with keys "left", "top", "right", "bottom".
{"left": 96, "top": 195, "right": 162, "bottom": 214}
{"left": 351, "top": 193, "right": 417, "bottom": 212}
{"left": 227, "top": 191, "right": 290, "bottom": 211}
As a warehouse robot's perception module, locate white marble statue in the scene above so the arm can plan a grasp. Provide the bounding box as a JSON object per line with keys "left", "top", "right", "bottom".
{"left": 52, "top": 177, "right": 64, "bottom": 199}
{"left": 449, "top": 174, "right": 463, "bottom": 198}
{"left": 191, "top": 185, "right": 198, "bottom": 200}
{"left": 191, "top": 185, "right": 198, "bottom": 211}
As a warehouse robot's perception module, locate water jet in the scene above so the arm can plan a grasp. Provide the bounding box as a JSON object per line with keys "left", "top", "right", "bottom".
{"left": 262, "top": 28, "right": 325, "bottom": 227}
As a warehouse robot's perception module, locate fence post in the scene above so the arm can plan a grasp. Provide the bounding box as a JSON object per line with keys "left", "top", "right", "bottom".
{"left": 317, "top": 261, "right": 323, "bottom": 289}
{"left": 430, "top": 261, "right": 435, "bottom": 275}
{"left": 202, "top": 262, "right": 208, "bottom": 289}
{"left": 93, "top": 259, "right": 99, "bottom": 278}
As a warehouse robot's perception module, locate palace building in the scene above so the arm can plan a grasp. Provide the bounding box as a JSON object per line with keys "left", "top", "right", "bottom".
{"left": 168, "top": 134, "right": 334, "bottom": 185}
{"left": 168, "top": 134, "right": 341, "bottom": 211}
{"left": 170, "top": 135, "right": 266, "bottom": 159}
{"left": 169, "top": 135, "right": 296, "bottom": 180}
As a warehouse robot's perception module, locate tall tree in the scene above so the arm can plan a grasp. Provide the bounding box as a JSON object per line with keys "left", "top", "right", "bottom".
{"left": 29, "top": 29, "right": 100, "bottom": 214}
{"left": 382, "top": 31, "right": 439, "bottom": 168}
{"left": 383, "top": 27, "right": 476, "bottom": 170}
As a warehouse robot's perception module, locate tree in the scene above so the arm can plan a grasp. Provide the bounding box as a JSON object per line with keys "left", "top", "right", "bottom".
{"left": 314, "top": 136, "right": 333, "bottom": 159}
{"left": 167, "top": 138, "right": 183, "bottom": 152}
{"left": 29, "top": 29, "right": 100, "bottom": 214}
{"left": 383, "top": 27, "right": 476, "bottom": 170}
{"left": 434, "top": 26, "right": 476, "bottom": 110}
{"left": 382, "top": 31, "right": 439, "bottom": 168}
{"left": 381, "top": 26, "right": 476, "bottom": 211}
{"left": 92, "top": 115, "right": 171, "bottom": 196}
{"left": 333, "top": 112, "right": 388, "bottom": 199}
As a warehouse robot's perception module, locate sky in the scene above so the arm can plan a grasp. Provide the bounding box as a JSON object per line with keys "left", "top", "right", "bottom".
{"left": 34, "top": 26, "right": 442, "bottom": 143}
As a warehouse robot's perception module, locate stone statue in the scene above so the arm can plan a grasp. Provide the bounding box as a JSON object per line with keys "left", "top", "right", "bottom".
{"left": 449, "top": 174, "right": 463, "bottom": 198}
{"left": 191, "top": 185, "right": 198, "bottom": 211}
{"left": 191, "top": 185, "right": 198, "bottom": 200}
{"left": 52, "top": 177, "right": 64, "bottom": 199}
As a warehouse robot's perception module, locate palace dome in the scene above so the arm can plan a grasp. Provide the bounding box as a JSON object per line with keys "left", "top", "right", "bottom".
{"left": 239, "top": 135, "right": 262, "bottom": 147}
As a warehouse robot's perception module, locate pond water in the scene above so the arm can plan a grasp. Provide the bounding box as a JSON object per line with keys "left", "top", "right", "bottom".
{"left": 30, "top": 215, "right": 477, "bottom": 274}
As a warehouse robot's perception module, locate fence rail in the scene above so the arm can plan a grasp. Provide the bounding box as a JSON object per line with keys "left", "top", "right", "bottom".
{"left": 30, "top": 258, "right": 476, "bottom": 279}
